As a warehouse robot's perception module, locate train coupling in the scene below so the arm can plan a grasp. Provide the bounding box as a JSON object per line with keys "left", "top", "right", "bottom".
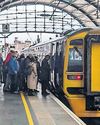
{"left": 94, "top": 97, "right": 100, "bottom": 110}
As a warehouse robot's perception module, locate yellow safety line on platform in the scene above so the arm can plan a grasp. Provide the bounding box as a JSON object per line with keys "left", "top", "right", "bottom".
{"left": 20, "top": 92, "right": 34, "bottom": 125}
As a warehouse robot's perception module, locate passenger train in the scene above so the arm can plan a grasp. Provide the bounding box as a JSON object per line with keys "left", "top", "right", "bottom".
{"left": 21, "top": 28, "right": 100, "bottom": 117}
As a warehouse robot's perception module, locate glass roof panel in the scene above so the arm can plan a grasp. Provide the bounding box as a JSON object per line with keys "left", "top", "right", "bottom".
{"left": 0, "top": 0, "right": 99, "bottom": 29}
{"left": 0, "top": 4, "right": 82, "bottom": 34}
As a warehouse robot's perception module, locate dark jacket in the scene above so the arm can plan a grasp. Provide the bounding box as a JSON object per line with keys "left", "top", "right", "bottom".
{"left": 23, "top": 57, "right": 31, "bottom": 76}
{"left": 36, "top": 61, "right": 40, "bottom": 78}
{"left": 18, "top": 57, "right": 25, "bottom": 73}
{"left": 40, "top": 58, "right": 50, "bottom": 81}
{"left": 0, "top": 57, "right": 3, "bottom": 65}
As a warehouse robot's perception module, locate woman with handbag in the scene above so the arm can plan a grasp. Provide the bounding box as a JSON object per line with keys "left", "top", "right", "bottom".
{"left": 27, "top": 56, "right": 37, "bottom": 96}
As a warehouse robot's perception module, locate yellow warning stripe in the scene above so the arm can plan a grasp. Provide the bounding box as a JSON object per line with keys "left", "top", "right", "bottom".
{"left": 20, "top": 92, "right": 34, "bottom": 125}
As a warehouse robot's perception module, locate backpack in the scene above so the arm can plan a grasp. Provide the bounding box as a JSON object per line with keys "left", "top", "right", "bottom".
{"left": 24, "top": 66, "right": 32, "bottom": 76}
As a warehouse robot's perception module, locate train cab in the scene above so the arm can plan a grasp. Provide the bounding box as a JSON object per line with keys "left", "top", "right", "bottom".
{"left": 84, "top": 29, "right": 100, "bottom": 111}
{"left": 63, "top": 28, "right": 100, "bottom": 117}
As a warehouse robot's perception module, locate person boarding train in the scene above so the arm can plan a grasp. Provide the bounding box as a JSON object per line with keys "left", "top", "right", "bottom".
{"left": 27, "top": 55, "right": 37, "bottom": 96}
{"left": 40, "top": 55, "right": 50, "bottom": 96}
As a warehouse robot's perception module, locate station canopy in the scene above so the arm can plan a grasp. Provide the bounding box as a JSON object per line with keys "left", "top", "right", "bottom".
{"left": 0, "top": 0, "right": 99, "bottom": 34}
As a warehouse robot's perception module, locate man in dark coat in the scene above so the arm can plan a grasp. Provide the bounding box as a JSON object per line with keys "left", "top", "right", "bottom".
{"left": 17, "top": 54, "right": 25, "bottom": 91}
{"left": 40, "top": 55, "right": 50, "bottom": 96}
{"left": 22, "top": 55, "right": 32, "bottom": 92}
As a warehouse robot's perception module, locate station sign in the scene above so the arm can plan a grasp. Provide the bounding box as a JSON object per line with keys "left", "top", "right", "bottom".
{"left": 2, "top": 23, "right": 9, "bottom": 33}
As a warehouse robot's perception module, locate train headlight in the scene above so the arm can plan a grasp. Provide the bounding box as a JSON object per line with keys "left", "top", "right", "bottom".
{"left": 67, "top": 75, "right": 83, "bottom": 80}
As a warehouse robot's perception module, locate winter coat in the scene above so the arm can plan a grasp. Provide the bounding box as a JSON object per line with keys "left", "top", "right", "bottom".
{"left": 23, "top": 57, "right": 31, "bottom": 76}
{"left": 40, "top": 58, "right": 50, "bottom": 81}
{"left": 27, "top": 62, "right": 37, "bottom": 90}
{"left": 3, "top": 53, "right": 12, "bottom": 65}
{"left": 18, "top": 57, "right": 25, "bottom": 74}
{"left": 36, "top": 61, "right": 40, "bottom": 78}
{"left": 8, "top": 57, "right": 19, "bottom": 75}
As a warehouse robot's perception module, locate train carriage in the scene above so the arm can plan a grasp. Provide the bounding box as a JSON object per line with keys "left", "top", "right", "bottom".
{"left": 64, "top": 28, "right": 100, "bottom": 117}
{"left": 22, "top": 28, "right": 100, "bottom": 117}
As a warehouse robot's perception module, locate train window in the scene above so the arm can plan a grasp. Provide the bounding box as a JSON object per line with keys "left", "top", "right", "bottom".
{"left": 67, "top": 47, "right": 83, "bottom": 72}
{"left": 87, "top": 35, "right": 100, "bottom": 43}
{"left": 70, "top": 39, "right": 83, "bottom": 45}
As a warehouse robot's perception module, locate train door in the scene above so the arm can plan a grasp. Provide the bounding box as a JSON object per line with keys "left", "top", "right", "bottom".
{"left": 50, "top": 43, "right": 56, "bottom": 89}
{"left": 50, "top": 40, "right": 65, "bottom": 91}
{"left": 64, "top": 39, "right": 83, "bottom": 96}
{"left": 54, "top": 41, "right": 65, "bottom": 91}
{"left": 91, "top": 44, "right": 100, "bottom": 92}
{"left": 84, "top": 35, "right": 100, "bottom": 110}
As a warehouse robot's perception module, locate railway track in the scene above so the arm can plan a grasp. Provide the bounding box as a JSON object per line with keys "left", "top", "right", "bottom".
{"left": 57, "top": 92, "right": 100, "bottom": 125}
{"left": 82, "top": 118, "right": 100, "bottom": 125}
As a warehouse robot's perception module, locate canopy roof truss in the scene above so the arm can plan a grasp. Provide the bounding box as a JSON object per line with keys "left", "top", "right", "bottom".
{"left": 0, "top": 0, "right": 99, "bottom": 34}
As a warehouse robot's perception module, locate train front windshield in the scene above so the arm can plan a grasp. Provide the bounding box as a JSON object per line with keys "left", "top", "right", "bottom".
{"left": 68, "top": 47, "right": 83, "bottom": 72}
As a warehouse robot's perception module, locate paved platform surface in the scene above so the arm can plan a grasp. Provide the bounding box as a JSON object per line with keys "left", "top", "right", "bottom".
{"left": 28, "top": 92, "right": 86, "bottom": 125}
{"left": 0, "top": 84, "right": 86, "bottom": 125}
{"left": 0, "top": 85, "right": 28, "bottom": 125}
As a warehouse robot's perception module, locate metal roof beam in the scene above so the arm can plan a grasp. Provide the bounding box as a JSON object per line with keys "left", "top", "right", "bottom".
{"left": 61, "top": 0, "right": 99, "bottom": 26}
{"left": 49, "top": 0, "right": 60, "bottom": 20}
{"left": 85, "top": 0, "right": 100, "bottom": 19}
{"left": 85, "top": 0, "right": 100, "bottom": 10}
{"left": 0, "top": 0, "right": 90, "bottom": 27}
{"left": 48, "top": 0, "right": 55, "bottom": 6}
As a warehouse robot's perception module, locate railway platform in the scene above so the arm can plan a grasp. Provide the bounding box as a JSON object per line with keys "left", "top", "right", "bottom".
{"left": 0, "top": 84, "right": 86, "bottom": 125}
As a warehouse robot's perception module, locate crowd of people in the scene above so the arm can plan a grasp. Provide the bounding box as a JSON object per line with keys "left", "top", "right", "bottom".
{"left": 0, "top": 50, "right": 51, "bottom": 96}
